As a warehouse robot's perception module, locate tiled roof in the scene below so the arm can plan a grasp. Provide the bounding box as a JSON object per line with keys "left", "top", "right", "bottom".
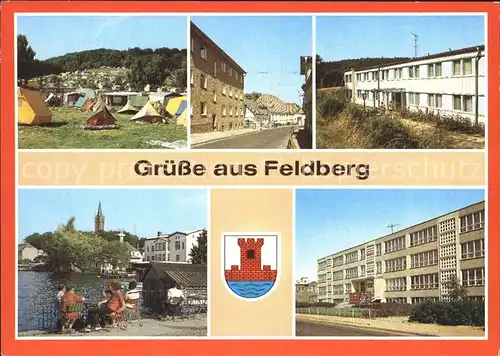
{"left": 144, "top": 262, "right": 207, "bottom": 288}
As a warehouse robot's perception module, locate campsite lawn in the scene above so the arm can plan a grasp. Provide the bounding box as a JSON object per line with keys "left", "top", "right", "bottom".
{"left": 18, "top": 107, "right": 187, "bottom": 149}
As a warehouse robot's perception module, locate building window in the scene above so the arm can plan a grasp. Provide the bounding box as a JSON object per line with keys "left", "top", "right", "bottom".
{"left": 412, "top": 297, "right": 439, "bottom": 304}
{"left": 428, "top": 64, "right": 434, "bottom": 77}
{"left": 344, "top": 283, "right": 351, "bottom": 294}
{"left": 176, "top": 254, "right": 180, "bottom": 262}
{"left": 332, "top": 285, "right": 344, "bottom": 295}
{"left": 200, "top": 74, "right": 206, "bottom": 89}
{"left": 345, "top": 267, "right": 358, "bottom": 279}
{"left": 345, "top": 251, "right": 358, "bottom": 264}
{"left": 222, "top": 86, "right": 227, "bottom": 96}
{"left": 200, "top": 102, "right": 207, "bottom": 116}
{"left": 385, "top": 236, "right": 405, "bottom": 253}
{"left": 333, "top": 270, "right": 343, "bottom": 281}
{"left": 385, "top": 257, "right": 406, "bottom": 272}
{"left": 182, "top": 242, "right": 185, "bottom": 249}
{"left": 229, "top": 88, "right": 233, "bottom": 97}
{"left": 428, "top": 94, "right": 435, "bottom": 107}
{"left": 222, "top": 62, "right": 226, "bottom": 72}
{"left": 410, "top": 225, "right": 437, "bottom": 246}
{"left": 333, "top": 256, "right": 343, "bottom": 267}
{"left": 409, "top": 66, "right": 414, "bottom": 78}
{"left": 213, "top": 92, "right": 217, "bottom": 103}
{"left": 453, "top": 60, "right": 461, "bottom": 75}
{"left": 460, "top": 210, "right": 485, "bottom": 233}
{"left": 229, "top": 106, "right": 233, "bottom": 116}
{"left": 387, "top": 297, "right": 407, "bottom": 304}
{"left": 200, "top": 45, "right": 207, "bottom": 60}
{"left": 463, "top": 58, "right": 473, "bottom": 75}
{"left": 453, "top": 95, "right": 462, "bottom": 110}
{"left": 461, "top": 239, "right": 485, "bottom": 260}
{"left": 410, "top": 249, "right": 438, "bottom": 268}
{"left": 462, "top": 268, "right": 485, "bottom": 286}
{"left": 376, "top": 261, "right": 382, "bottom": 274}
{"left": 222, "top": 106, "right": 226, "bottom": 116}
{"left": 175, "top": 241, "right": 181, "bottom": 250}
{"left": 463, "top": 95, "right": 473, "bottom": 112}
{"left": 409, "top": 93, "right": 420, "bottom": 105}
{"left": 411, "top": 273, "right": 439, "bottom": 290}
{"left": 376, "top": 244, "right": 382, "bottom": 256}
{"left": 360, "top": 248, "right": 365, "bottom": 260}
{"left": 214, "top": 61, "right": 217, "bottom": 77}
{"left": 360, "top": 265, "right": 366, "bottom": 277}
{"left": 386, "top": 277, "right": 407, "bottom": 292}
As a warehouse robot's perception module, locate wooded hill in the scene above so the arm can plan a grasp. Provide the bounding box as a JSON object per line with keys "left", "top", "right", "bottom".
{"left": 43, "top": 47, "right": 186, "bottom": 74}
{"left": 317, "top": 57, "right": 410, "bottom": 88}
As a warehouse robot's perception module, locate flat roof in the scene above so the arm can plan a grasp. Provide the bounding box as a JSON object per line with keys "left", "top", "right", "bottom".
{"left": 345, "top": 45, "right": 485, "bottom": 74}
{"left": 317, "top": 200, "right": 485, "bottom": 262}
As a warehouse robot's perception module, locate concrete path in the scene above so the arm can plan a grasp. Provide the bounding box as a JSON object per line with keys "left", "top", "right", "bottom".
{"left": 18, "top": 315, "right": 207, "bottom": 337}
{"left": 296, "top": 319, "right": 422, "bottom": 337}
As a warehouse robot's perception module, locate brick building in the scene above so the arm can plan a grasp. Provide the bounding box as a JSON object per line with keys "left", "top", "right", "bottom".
{"left": 190, "top": 22, "right": 246, "bottom": 133}
{"left": 224, "top": 238, "right": 277, "bottom": 281}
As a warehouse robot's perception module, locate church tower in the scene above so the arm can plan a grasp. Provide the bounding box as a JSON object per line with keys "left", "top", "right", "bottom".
{"left": 94, "top": 201, "right": 105, "bottom": 232}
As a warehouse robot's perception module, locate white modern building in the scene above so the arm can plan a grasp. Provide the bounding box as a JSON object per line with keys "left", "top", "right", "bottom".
{"left": 344, "top": 45, "right": 486, "bottom": 124}
{"left": 143, "top": 229, "right": 204, "bottom": 263}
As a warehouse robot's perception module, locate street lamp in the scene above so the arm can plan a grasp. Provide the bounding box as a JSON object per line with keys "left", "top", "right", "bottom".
{"left": 361, "top": 91, "right": 368, "bottom": 110}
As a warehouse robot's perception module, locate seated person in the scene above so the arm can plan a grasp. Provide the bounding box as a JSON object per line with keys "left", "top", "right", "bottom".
{"left": 98, "top": 282, "right": 114, "bottom": 307}
{"left": 54, "top": 284, "right": 67, "bottom": 330}
{"left": 85, "top": 281, "right": 125, "bottom": 331}
{"left": 125, "top": 281, "right": 140, "bottom": 309}
{"left": 60, "top": 286, "right": 85, "bottom": 324}
{"left": 166, "top": 283, "right": 185, "bottom": 316}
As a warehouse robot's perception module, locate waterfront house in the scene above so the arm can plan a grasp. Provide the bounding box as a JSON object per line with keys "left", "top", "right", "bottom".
{"left": 18, "top": 243, "right": 46, "bottom": 262}
{"left": 141, "top": 262, "right": 207, "bottom": 307}
{"left": 142, "top": 229, "right": 204, "bottom": 263}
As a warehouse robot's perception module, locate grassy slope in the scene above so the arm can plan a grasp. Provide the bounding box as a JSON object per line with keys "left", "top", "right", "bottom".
{"left": 19, "top": 107, "right": 187, "bottom": 149}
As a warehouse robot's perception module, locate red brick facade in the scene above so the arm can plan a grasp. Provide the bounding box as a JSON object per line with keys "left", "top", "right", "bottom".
{"left": 225, "top": 238, "right": 277, "bottom": 281}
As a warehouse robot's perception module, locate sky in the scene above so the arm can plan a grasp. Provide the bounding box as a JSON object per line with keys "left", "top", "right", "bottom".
{"left": 317, "top": 15, "right": 485, "bottom": 61}
{"left": 16, "top": 15, "right": 187, "bottom": 60}
{"left": 192, "top": 16, "right": 312, "bottom": 104}
{"left": 295, "top": 189, "right": 485, "bottom": 281}
{"left": 18, "top": 189, "right": 207, "bottom": 241}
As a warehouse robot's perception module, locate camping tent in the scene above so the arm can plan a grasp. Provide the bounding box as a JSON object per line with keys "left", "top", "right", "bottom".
{"left": 176, "top": 104, "right": 187, "bottom": 127}
{"left": 74, "top": 89, "right": 96, "bottom": 108}
{"left": 92, "top": 96, "right": 109, "bottom": 112}
{"left": 117, "top": 99, "right": 139, "bottom": 114}
{"left": 85, "top": 106, "right": 117, "bottom": 129}
{"left": 81, "top": 98, "right": 96, "bottom": 111}
{"left": 129, "top": 101, "right": 164, "bottom": 123}
{"left": 165, "top": 96, "right": 186, "bottom": 117}
{"left": 17, "top": 87, "right": 52, "bottom": 125}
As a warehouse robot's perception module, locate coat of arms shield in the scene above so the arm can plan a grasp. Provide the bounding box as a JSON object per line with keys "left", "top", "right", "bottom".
{"left": 222, "top": 233, "right": 280, "bottom": 301}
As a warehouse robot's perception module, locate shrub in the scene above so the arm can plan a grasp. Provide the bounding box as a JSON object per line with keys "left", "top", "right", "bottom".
{"left": 409, "top": 299, "right": 485, "bottom": 326}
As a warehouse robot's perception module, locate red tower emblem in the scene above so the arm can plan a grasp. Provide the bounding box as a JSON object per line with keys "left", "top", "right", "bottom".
{"left": 223, "top": 233, "right": 279, "bottom": 300}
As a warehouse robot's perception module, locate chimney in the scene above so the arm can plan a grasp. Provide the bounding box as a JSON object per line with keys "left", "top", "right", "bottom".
{"left": 157, "top": 231, "right": 162, "bottom": 237}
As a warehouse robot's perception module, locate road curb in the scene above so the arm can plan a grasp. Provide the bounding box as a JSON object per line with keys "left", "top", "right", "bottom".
{"left": 296, "top": 317, "right": 435, "bottom": 337}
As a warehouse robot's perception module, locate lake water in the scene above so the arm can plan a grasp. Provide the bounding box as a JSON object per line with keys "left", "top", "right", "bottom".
{"left": 18, "top": 271, "right": 138, "bottom": 332}
{"left": 227, "top": 281, "right": 274, "bottom": 299}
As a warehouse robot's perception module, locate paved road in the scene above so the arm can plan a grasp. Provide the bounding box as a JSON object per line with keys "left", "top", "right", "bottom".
{"left": 296, "top": 320, "right": 420, "bottom": 337}
{"left": 194, "top": 126, "right": 293, "bottom": 149}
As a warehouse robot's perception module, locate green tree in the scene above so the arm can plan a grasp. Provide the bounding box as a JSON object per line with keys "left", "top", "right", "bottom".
{"left": 17, "top": 34, "right": 36, "bottom": 84}
{"left": 445, "top": 275, "right": 468, "bottom": 301}
{"left": 189, "top": 229, "right": 207, "bottom": 264}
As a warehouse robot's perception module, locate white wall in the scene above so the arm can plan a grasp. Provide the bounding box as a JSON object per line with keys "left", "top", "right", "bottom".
{"left": 344, "top": 51, "right": 486, "bottom": 124}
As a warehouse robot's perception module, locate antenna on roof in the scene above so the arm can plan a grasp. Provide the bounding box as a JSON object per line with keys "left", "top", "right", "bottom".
{"left": 387, "top": 223, "right": 400, "bottom": 234}
{"left": 411, "top": 32, "right": 419, "bottom": 58}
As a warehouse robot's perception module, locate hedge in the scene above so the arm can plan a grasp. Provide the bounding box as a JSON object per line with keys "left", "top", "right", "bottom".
{"left": 409, "top": 299, "right": 485, "bottom": 326}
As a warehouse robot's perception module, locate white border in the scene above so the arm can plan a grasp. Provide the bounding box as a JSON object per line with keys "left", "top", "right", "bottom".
{"left": 220, "top": 232, "right": 281, "bottom": 302}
